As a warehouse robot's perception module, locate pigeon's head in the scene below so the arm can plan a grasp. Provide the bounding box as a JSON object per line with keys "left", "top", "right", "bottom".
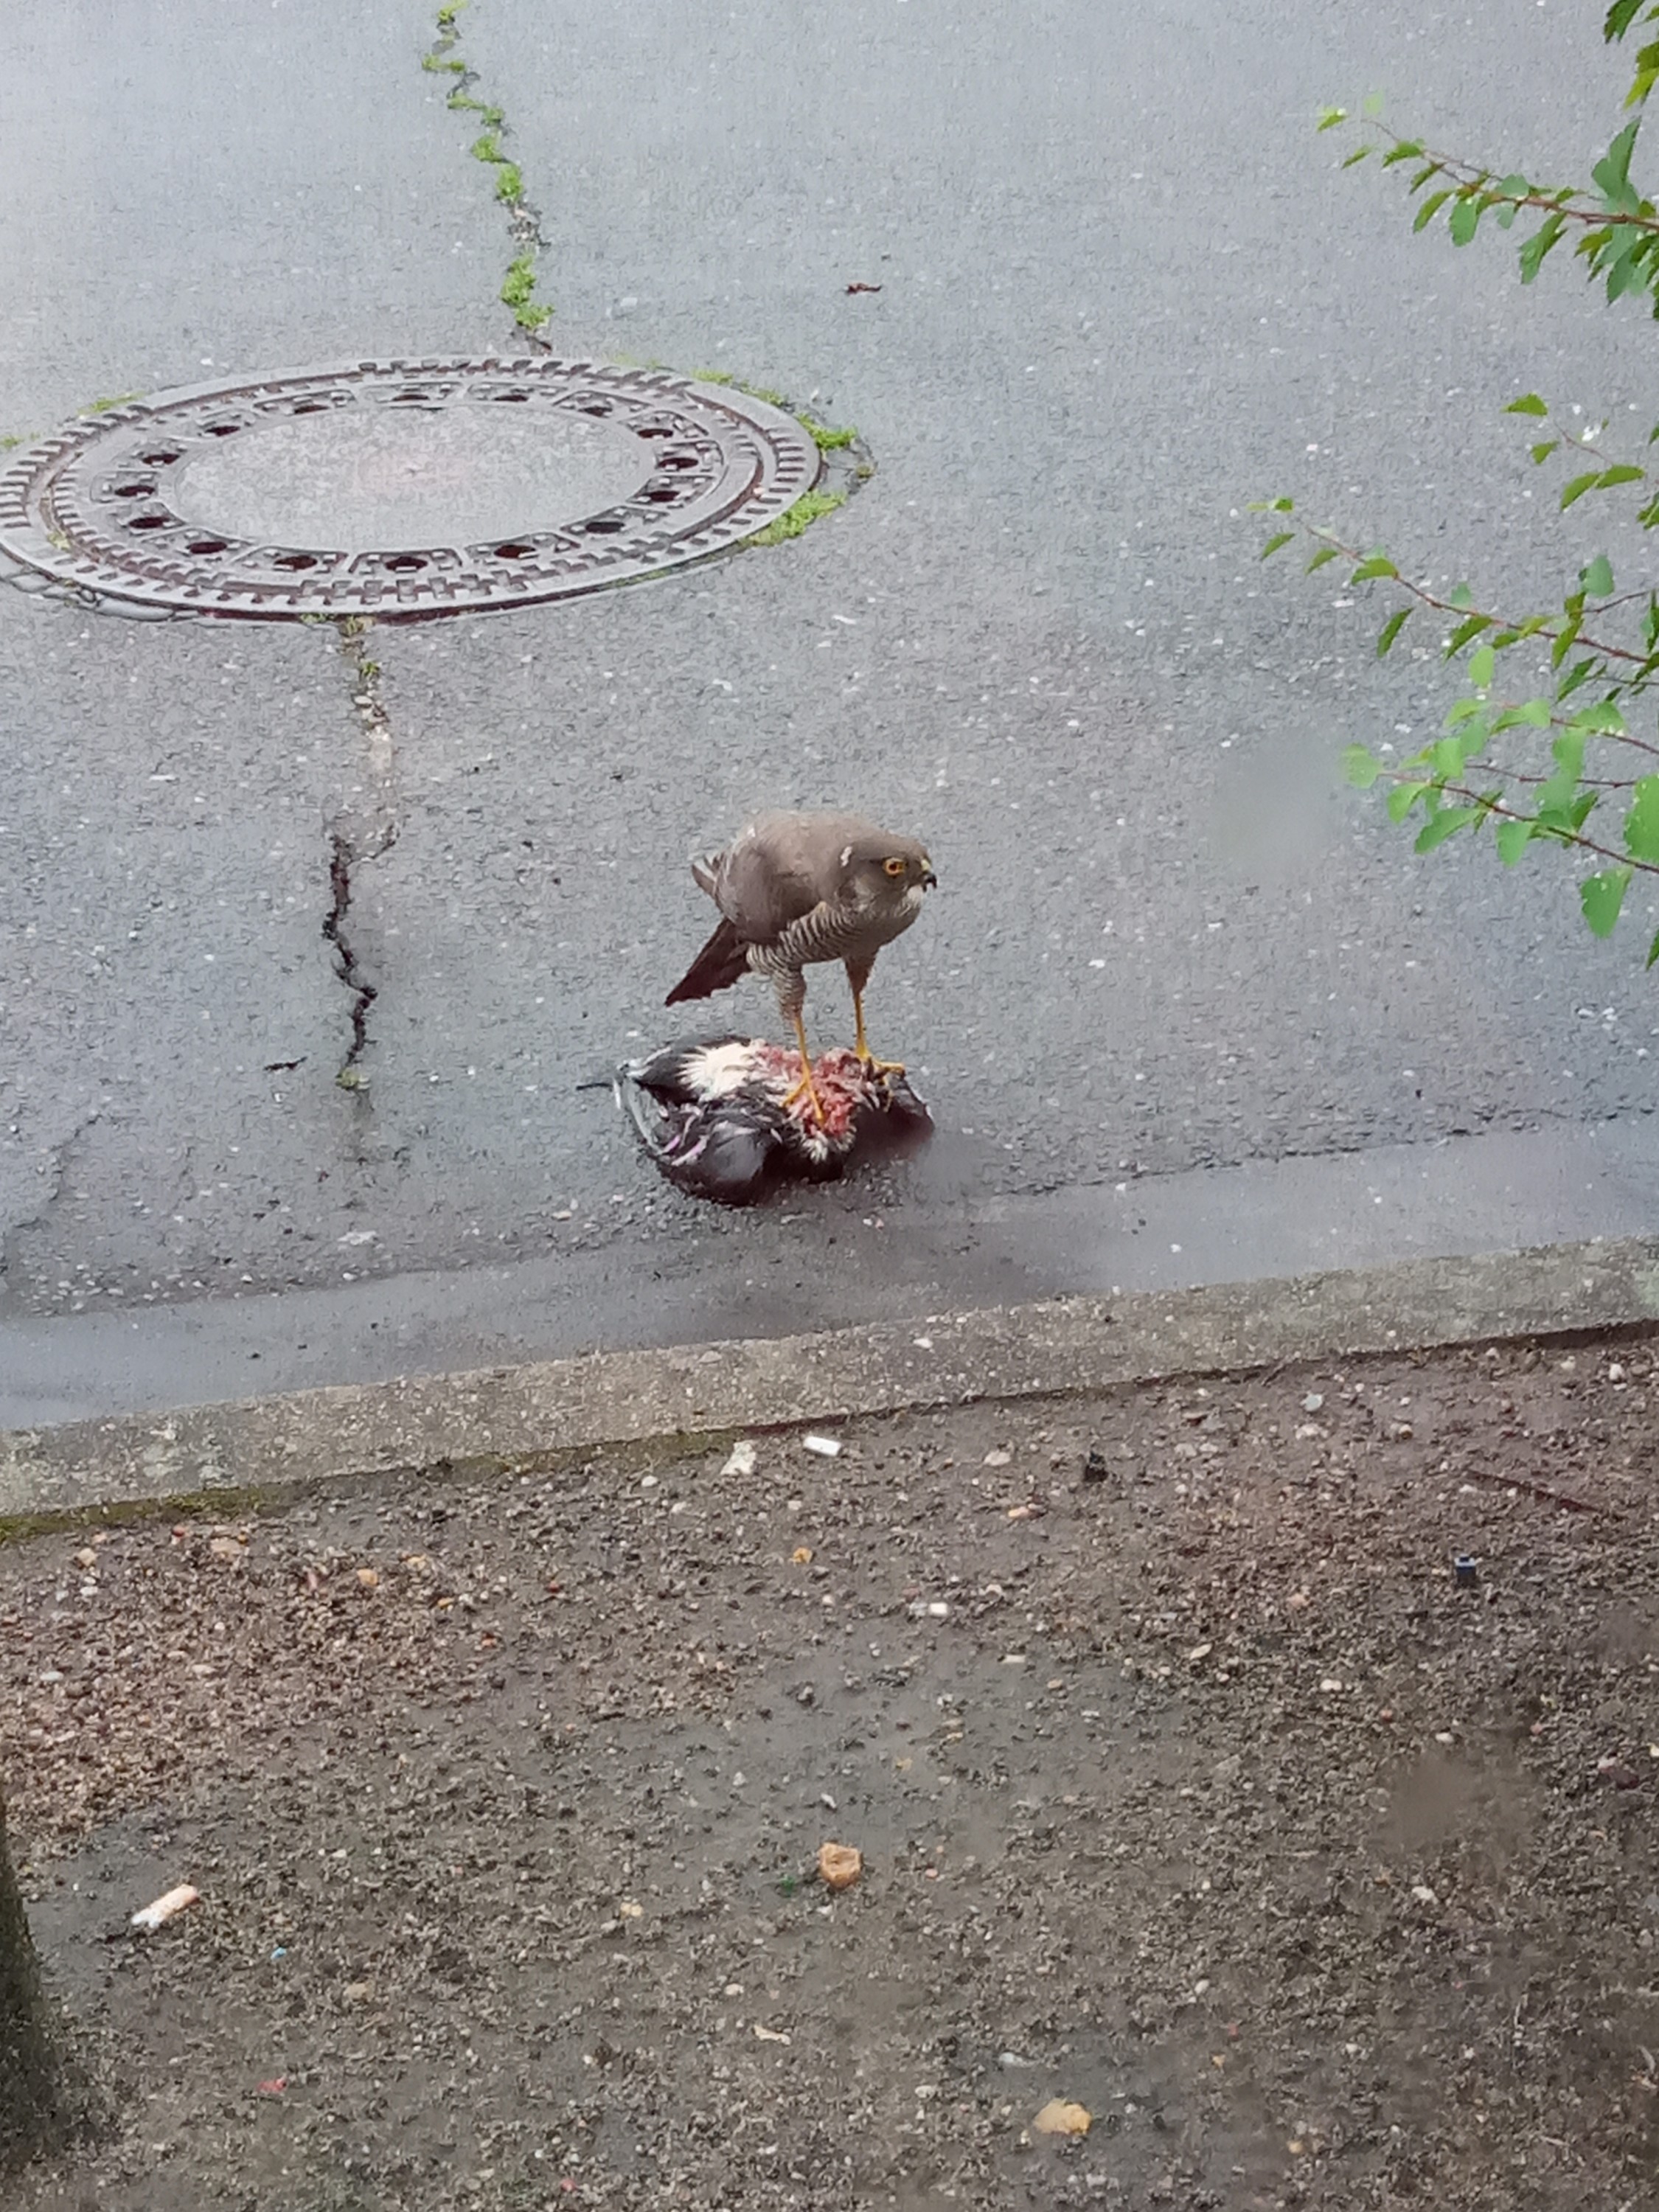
{"left": 837, "top": 828, "right": 937, "bottom": 911}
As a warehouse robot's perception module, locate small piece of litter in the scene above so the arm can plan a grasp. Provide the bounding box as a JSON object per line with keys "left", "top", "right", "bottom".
{"left": 818, "top": 1842, "right": 862, "bottom": 1891}
{"left": 1032, "top": 2098, "right": 1091, "bottom": 2136}
{"left": 754, "top": 2023, "right": 791, "bottom": 2044}
{"left": 791, "top": 1545, "right": 814, "bottom": 1565}
{"left": 1411, "top": 1884, "right": 1440, "bottom": 1907}
{"left": 722, "top": 1441, "right": 758, "bottom": 1478}
{"left": 926, "top": 1601, "right": 949, "bottom": 1618}
{"left": 131, "top": 1885, "right": 199, "bottom": 1933}
{"left": 255, "top": 2077, "right": 287, "bottom": 2098}
{"left": 803, "top": 1433, "right": 841, "bottom": 1458}
{"left": 1302, "top": 1391, "right": 1324, "bottom": 1413}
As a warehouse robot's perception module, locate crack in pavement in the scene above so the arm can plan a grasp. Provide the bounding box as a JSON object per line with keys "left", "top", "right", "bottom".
{"left": 320, "top": 617, "right": 401, "bottom": 1092}
{"left": 0, "top": 1109, "right": 103, "bottom": 1307}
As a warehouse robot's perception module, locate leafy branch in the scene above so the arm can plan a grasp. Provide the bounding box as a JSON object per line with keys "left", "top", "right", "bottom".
{"left": 1256, "top": 1, "right": 1659, "bottom": 966}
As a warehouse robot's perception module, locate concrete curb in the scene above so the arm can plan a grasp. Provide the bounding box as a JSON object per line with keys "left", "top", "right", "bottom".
{"left": 4, "top": 1236, "right": 1658, "bottom": 1529}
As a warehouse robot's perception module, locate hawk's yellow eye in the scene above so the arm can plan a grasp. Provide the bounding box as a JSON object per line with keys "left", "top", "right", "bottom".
{"left": 883, "top": 856, "right": 907, "bottom": 877}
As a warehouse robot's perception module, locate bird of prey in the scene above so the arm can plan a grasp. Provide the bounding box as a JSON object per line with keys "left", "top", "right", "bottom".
{"left": 664, "top": 809, "right": 936, "bottom": 1121}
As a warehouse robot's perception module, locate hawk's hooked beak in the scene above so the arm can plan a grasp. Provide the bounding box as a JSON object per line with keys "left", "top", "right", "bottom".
{"left": 921, "top": 866, "right": 938, "bottom": 889}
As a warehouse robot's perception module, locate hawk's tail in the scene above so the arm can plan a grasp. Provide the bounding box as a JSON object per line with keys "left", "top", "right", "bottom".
{"left": 665, "top": 917, "right": 748, "bottom": 1005}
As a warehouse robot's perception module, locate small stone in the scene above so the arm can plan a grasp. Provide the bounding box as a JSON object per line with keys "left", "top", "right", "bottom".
{"left": 983, "top": 1449, "right": 1012, "bottom": 1468}
{"left": 356, "top": 1568, "right": 379, "bottom": 1590}
{"left": 926, "top": 1601, "right": 949, "bottom": 1618}
{"left": 1301, "top": 1391, "right": 1324, "bottom": 1413}
{"left": 1411, "top": 1884, "right": 1439, "bottom": 1907}
{"left": 1032, "top": 2098, "right": 1091, "bottom": 2136}
{"left": 791, "top": 1545, "right": 814, "bottom": 1565}
{"left": 344, "top": 1980, "right": 372, "bottom": 2004}
{"left": 722, "top": 1441, "right": 758, "bottom": 1478}
{"left": 1081, "top": 1449, "right": 1109, "bottom": 1484}
{"left": 818, "top": 1843, "right": 862, "bottom": 1891}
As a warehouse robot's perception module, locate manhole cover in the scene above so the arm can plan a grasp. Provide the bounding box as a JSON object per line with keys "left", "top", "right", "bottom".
{"left": 0, "top": 358, "right": 826, "bottom": 619}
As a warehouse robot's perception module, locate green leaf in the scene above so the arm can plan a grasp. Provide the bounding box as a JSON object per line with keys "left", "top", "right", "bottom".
{"left": 1416, "top": 805, "right": 1481, "bottom": 853}
{"left": 1561, "top": 471, "right": 1602, "bottom": 509}
{"left": 1305, "top": 546, "right": 1340, "bottom": 572}
{"left": 1552, "top": 727, "right": 1589, "bottom": 783}
{"left": 1468, "top": 643, "right": 1497, "bottom": 688}
{"left": 1316, "top": 106, "right": 1348, "bottom": 131}
{"left": 1626, "top": 773, "right": 1659, "bottom": 860}
{"left": 1607, "top": 1, "right": 1647, "bottom": 42}
{"left": 1506, "top": 393, "right": 1549, "bottom": 417}
{"left": 1261, "top": 532, "right": 1295, "bottom": 557}
{"left": 1447, "top": 582, "right": 1475, "bottom": 610}
{"left": 1447, "top": 194, "right": 1484, "bottom": 246}
{"left": 1341, "top": 145, "right": 1375, "bottom": 170}
{"left": 1387, "top": 782, "right": 1430, "bottom": 824}
{"left": 1598, "top": 463, "right": 1646, "bottom": 487}
{"left": 1360, "top": 91, "right": 1385, "bottom": 118}
{"left": 1570, "top": 699, "right": 1628, "bottom": 734}
{"left": 1530, "top": 439, "right": 1560, "bottom": 465}
{"left": 1593, "top": 119, "right": 1642, "bottom": 207}
{"left": 1377, "top": 607, "right": 1411, "bottom": 656}
{"left": 1432, "top": 733, "right": 1476, "bottom": 776}
{"left": 1349, "top": 554, "right": 1399, "bottom": 582}
{"left": 1341, "top": 745, "right": 1382, "bottom": 788}
{"left": 1408, "top": 162, "right": 1445, "bottom": 192}
{"left": 1582, "top": 553, "right": 1616, "bottom": 595}
{"left": 1647, "top": 927, "right": 1659, "bottom": 970}
{"left": 1446, "top": 613, "right": 1494, "bottom": 655}
{"left": 1518, "top": 210, "right": 1569, "bottom": 284}
{"left": 1380, "top": 140, "right": 1426, "bottom": 167}
{"left": 1580, "top": 864, "right": 1634, "bottom": 936}
{"left": 1491, "top": 700, "right": 1553, "bottom": 732}
{"left": 1413, "top": 188, "right": 1453, "bottom": 232}
{"left": 1495, "top": 818, "right": 1537, "bottom": 864}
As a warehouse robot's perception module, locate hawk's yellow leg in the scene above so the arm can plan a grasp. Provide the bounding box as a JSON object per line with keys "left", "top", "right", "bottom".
{"left": 781, "top": 1011, "right": 827, "bottom": 1121}
{"left": 852, "top": 987, "right": 905, "bottom": 1079}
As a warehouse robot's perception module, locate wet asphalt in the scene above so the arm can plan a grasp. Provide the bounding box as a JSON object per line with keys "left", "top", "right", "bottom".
{"left": 2, "top": 0, "right": 1656, "bottom": 1423}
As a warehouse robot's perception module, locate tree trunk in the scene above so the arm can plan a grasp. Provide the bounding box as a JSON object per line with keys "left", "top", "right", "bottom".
{"left": 0, "top": 1787, "right": 67, "bottom": 2170}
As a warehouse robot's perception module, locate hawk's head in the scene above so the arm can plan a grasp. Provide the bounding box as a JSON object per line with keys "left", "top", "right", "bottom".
{"left": 835, "top": 831, "right": 937, "bottom": 911}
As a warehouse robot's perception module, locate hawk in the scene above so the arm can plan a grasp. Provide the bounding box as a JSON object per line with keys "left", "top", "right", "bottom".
{"left": 664, "top": 809, "right": 936, "bottom": 1120}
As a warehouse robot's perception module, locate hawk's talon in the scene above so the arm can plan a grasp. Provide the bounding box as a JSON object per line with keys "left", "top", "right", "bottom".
{"left": 856, "top": 1051, "right": 906, "bottom": 1084}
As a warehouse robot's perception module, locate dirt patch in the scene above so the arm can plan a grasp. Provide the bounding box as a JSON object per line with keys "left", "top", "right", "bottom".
{"left": 4, "top": 1336, "right": 1658, "bottom": 2210}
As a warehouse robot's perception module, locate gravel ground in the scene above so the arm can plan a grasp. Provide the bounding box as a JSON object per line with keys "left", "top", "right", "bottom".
{"left": 4, "top": 1336, "right": 1658, "bottom": 2212}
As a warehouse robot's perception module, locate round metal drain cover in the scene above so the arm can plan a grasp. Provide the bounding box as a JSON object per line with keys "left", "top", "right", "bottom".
{"left": 0, "top": 358, "right": 825, "bottom": 619}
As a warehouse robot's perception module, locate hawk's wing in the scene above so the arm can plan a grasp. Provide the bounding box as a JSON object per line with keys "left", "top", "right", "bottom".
{"left": 714, "top": 811, "right": 874, "bottom": 945}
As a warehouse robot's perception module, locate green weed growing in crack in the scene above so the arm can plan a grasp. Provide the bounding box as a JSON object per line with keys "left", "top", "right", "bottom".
{"left": 745, "top": 488, "right": 847, "bottom": 546}
{"left": 423, "top": 0, "right": 554, "bottom": 331}
{"left": 415, "top": 4, "right": 872, "bottom": 521}
{"left": 501, "top": 254, "right": 552, "bottom": 331}
{"left": 801, "top": 414, "right": 858, "bottom": 452}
